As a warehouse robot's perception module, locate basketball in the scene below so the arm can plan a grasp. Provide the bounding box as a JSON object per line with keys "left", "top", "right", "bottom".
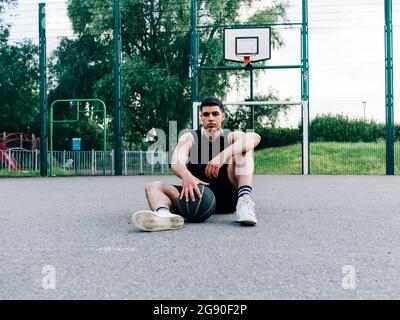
{"left": 178, "top": 185, "right": 216, "bottom": 222}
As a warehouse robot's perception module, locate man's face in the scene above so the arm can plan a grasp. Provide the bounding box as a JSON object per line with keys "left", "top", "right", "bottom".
{"left": 200, "top": 105, "right": 225, "bottom": 131}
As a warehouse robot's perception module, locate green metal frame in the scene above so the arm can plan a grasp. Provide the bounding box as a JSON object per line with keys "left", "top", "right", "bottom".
{"left": 385, "top": 0, "right": 394, "bottom": 175}
{"left": 190, "top": 0, "right": 310, "bottom": 174}
{"left": 49, "top": 99, "right": 107, "bottom": 176}
{"left": 39, "top": 3, "right": 47, "bottom": 177}
{"left": 191, "top": 0, "right": 199, "bottom": 102}
{"left": 301, "top": 0, "right": 310, "bottom": 174}
{"left": 113, "top": 0, "right": 122, "bottom": 176}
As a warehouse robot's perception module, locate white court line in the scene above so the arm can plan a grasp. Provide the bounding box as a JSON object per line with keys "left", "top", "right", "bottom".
{"left": 97, "top": 247, "right": 137, "bottom": 253}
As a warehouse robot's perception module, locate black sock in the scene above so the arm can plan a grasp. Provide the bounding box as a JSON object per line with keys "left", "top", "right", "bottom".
{"left": 238, "top": 185, "right": 252, "bottom": 199}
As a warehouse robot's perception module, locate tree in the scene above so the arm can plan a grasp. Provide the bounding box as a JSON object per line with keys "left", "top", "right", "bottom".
{"left": 223, "top": 90, "right": 293, "bottom": 132}
{"left": 48, "top": 36, "right": 112, "bottom": 150}
{"left": 0, "top": 1, "right": 16, "bottom": 56}
{"left": 197, "top": 0, "right": 288, "bottom": 98}
{"left": 49, "top": 0, "right": 288, "bottom": 149}
{"left": 0, "top": 40, "right": 39, "bottom": 133}
{"left": 0, "top": 0, "right": 39, "bottom": 134}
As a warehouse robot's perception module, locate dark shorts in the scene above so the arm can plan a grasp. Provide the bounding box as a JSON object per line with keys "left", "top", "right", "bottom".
{"left": 172, "top": 174, "right": 238, "bottom": 214}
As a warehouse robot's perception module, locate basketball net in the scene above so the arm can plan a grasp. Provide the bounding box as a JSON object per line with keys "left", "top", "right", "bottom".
{"left": 236, "top": 54, "right": 254, "bottom": 65}
{"left": 243, "top": 56, "right": 251, "bottom": 64}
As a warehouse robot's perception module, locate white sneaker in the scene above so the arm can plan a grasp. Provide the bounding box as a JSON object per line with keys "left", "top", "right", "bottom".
{"left": 235, "top": 195, "right": 257, "bottom": 226}
{"left": 132, "top": 210, "right": 184, "bottom": 232}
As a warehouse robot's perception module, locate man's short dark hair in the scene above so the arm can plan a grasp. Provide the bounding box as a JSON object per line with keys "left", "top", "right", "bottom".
{"left": 200, "top": 96, "right": 224, "bottom": 112}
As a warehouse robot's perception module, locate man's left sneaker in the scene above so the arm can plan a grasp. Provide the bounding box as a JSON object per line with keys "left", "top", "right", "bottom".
{"left": 132, "top": 210, "right": 184, "bottom": 232}
{"left": 235, "top": 195, "right": 257, "bottom": 226}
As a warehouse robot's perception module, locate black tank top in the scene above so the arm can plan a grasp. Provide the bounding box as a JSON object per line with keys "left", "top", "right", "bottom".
{"left": 186, "top": 129, "right": 231, "bottom": 182}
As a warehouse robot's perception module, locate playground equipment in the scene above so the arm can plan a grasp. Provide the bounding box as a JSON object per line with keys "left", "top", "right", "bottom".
{"left": 0, "top": 133, "right": 40, "bottom": 170}
{"left": 49, "top": 99, "right": 107, "bottom": 176}
{"left": 0, "top": 142, "right": 21, "bottom": 170}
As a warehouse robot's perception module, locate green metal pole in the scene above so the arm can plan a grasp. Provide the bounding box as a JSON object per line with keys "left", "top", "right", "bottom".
{"left": 301, "top": 0, "right": 310, "bottom": 175}
{"left": 49, "top": 101, "right": 53, "bottom": 176}
{"left": 191, "top": 0, "right": 199, "bottom": 104}
{"left": 385, "top": 0, "right": 394, "bottom": 175}
{"left": 103, "top": 105, "right": 107, "bottom": 175}
{"left": 39, "top": 3, "right": 47, "bottom": 177}
{"left": 114, "top": 0, "right": 122, "bottom": 175}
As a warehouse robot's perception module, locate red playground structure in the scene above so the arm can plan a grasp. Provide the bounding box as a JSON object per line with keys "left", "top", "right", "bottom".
{"left": 0, "top": 132, "right": 40, "bottom": 170}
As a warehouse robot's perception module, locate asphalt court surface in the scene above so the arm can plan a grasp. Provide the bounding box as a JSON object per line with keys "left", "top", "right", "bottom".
{"left": 1, "top": 175, "right": 400, "bottom": 299}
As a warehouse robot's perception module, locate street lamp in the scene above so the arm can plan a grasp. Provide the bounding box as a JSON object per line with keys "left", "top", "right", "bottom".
{"left": 362, "top": 100, "right": 367, "bottom": 120}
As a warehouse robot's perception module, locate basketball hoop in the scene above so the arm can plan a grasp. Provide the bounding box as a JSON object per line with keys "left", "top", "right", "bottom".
{"left": 235, "top": 54, "right": 255, "bottom": 65}
{"left": 224, "top": 27, "right": 271, "bottom": 64}
{"left": 243, "top": 56, "right": 251, "bottom": 64}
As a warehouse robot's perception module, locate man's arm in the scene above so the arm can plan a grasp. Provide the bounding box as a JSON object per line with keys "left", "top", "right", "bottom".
{"left": 171, "top": 133, "right": 209, "bottom": 201}
{"left": 221, "top": 131, "right": 261, "bottom": 162}
{"left": 171, "top": 133, "right": 192, "bottom": 179}
{"left": 205, "top": 131, "right": 261, "bottom": 178}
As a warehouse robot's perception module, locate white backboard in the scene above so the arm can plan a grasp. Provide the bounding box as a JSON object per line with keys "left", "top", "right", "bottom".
{"left": 224, "top": 27, "right": 271, "bottom": 63}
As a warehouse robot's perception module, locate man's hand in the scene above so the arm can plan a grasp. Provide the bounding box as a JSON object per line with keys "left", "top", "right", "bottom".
{"left": 205, "top": 154, "right": 225, "bottom": 179}
{"left": 180, "top": 173, "right": 209, "bottom": 202}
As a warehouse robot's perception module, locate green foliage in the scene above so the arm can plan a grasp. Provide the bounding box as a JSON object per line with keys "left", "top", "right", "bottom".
{"left": 255, "top": 142, "right": 302, "bottom": 174}
{"left": 47, "top": 36, "right": 113, "bottom": 150}
{"left": 245, "top": 0, "right": 288, "bottom": 49}
{"left": 254, "top": 141, "right": 394, "bottom": 175}
{"left": 0, "top": 40, "right": 39, "bottom": 132}
{"left": 197, "top": 1, "right": 288, "bottom": 99}
{"left": 253, "top": 113, "right": 400, "bottom": 150}
{"left": 253, "top": 113, "right": 400, "bottom": 151}
{"left": 0, "top": 0, "right": 39, "bottom": 134}
{"left": 256, "top": 126, "right": 300, "bottom": 149}
{"left": 49, "top": 36, "right": 112, "bottom": 100}
{"left": 0, "top": 25, "right": 8, "bottom": 44}
{"left": 223, "top": 91, "right": 293, "bottom": 131}
{"left": 46, "top": 0, "right": 289, "bottom": 149}
{"left": 0, "top": 0, "right": 15, "bottom": 13}
{"left": 0, "top": 0, "right": 15, "bottom": 43}
{"left": 0, "top": 169, "right": 40, "bottom": 177}
{"left": 310, "top": 114, "right": 386, "bottom": 142}
{"left": 51, "top": 119, "right": 105, "bottom": 151}
{"left": 309, "top": 141, "right": 386, "bottom": 175}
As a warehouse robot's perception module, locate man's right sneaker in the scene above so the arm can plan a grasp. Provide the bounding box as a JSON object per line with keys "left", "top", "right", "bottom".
{"left": 132, "top": 210, "right": 184, "bottom": 232}
{"left": 235, "top": 195, "right": 257, "bottom": 226}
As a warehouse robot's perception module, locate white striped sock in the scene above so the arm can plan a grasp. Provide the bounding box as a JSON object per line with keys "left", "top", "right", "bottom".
{"left": 238, "top": 186, "right": 252, "bottom": 198}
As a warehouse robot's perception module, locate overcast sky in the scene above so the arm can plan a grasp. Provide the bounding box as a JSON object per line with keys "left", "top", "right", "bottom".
{"left": 4, "top": 0, "right": 400, "bottom": 126}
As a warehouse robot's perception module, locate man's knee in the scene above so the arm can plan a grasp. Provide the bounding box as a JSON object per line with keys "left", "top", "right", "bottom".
{"left": 233, "top": 151, "right": 254, "bottom": 176}
{"left": 145, "top": 181, "right": 165, "bottom": 194}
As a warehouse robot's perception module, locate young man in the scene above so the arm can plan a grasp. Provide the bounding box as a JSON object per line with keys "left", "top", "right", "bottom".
{"left": 132, "top": 96, "right": 261, "bottom": 231}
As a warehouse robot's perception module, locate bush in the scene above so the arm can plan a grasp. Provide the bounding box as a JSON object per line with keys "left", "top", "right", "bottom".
{"left": 310, "top": 114, "right": 386, "bottom": 142}
{"left": 255, "top": 114, "right": 400, "bottom": 150}
{"left": 256, "top": 126, "right": 301, "bottom": 149}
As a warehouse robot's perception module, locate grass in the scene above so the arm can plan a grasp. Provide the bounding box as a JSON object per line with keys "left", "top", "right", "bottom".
{"left": 255, "top": 140, "right": 398, "bottom": 175}
{"left": 309, "top": 141, "right": 386, "bottom": 175}
{"left": 255, "top": 143, "right": 303, "bottom": 174}
{"left": 0, "top": 170, "right": 40, "bottom": 177}
{"left": 0, "top": 167, "right": 79, "bottom": 177}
